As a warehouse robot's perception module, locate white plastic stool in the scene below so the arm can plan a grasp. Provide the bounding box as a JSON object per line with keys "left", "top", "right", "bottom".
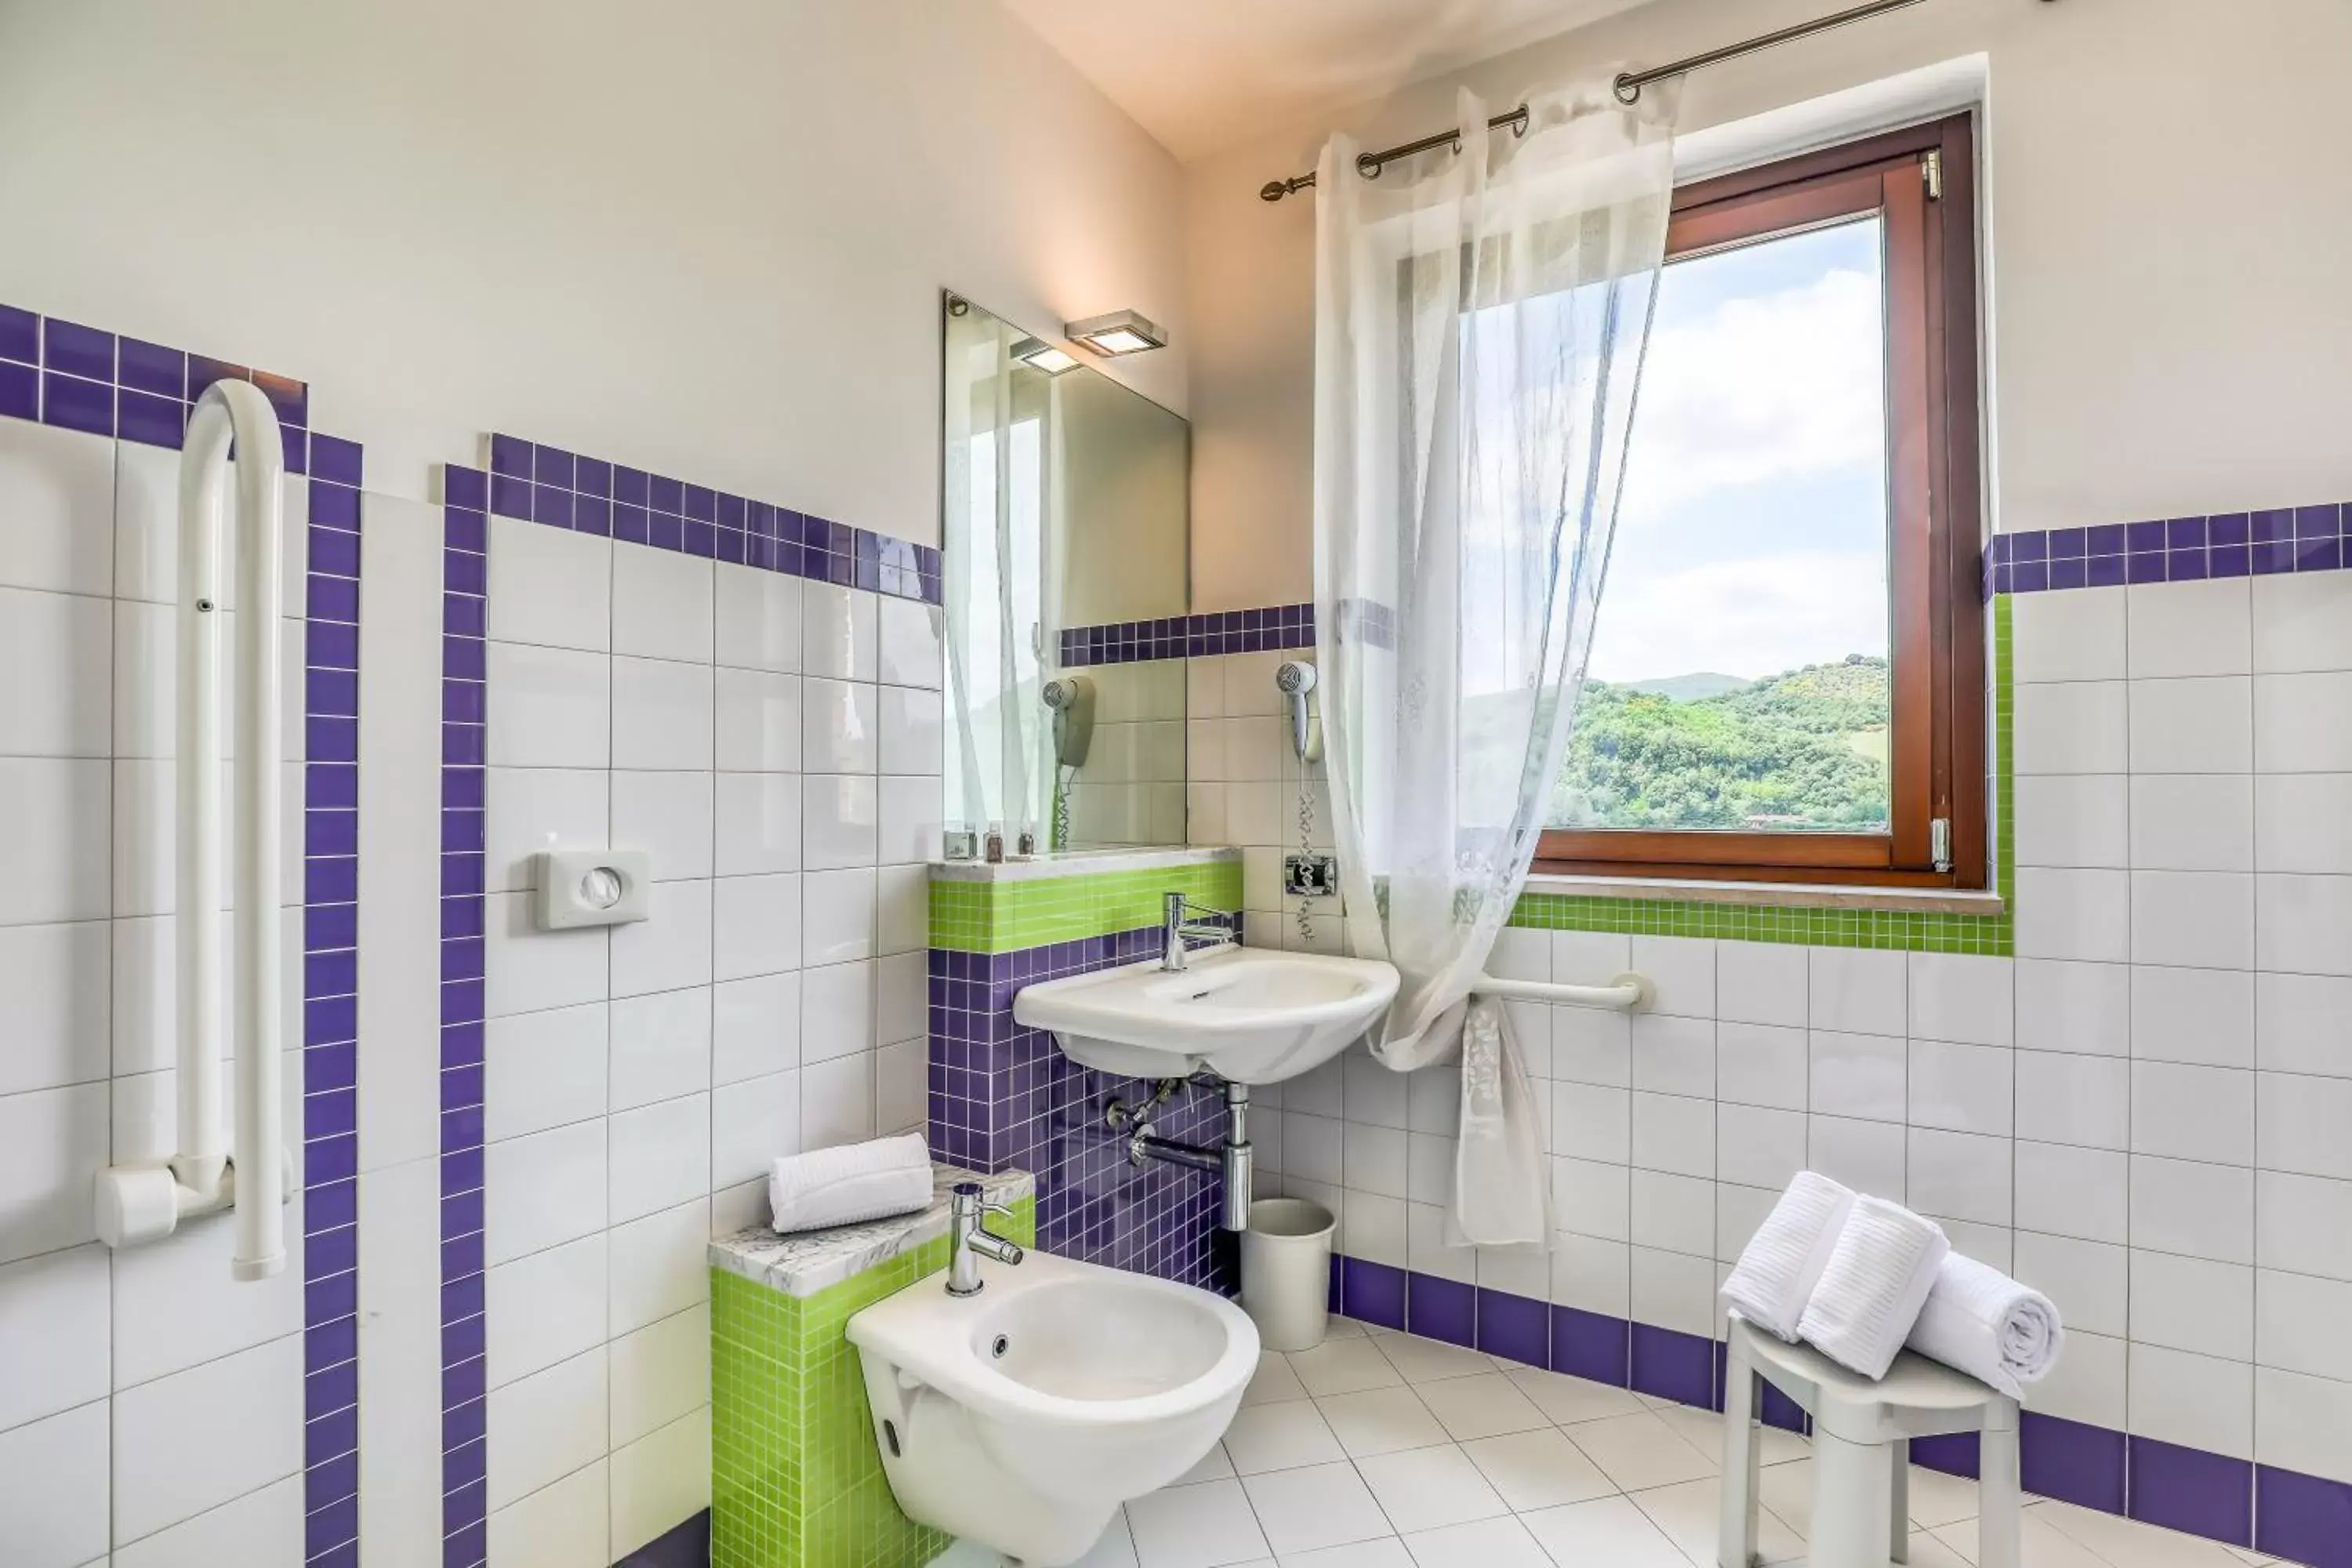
{"left": 1719, "top": 1311, "right": 2020, "bottom": 1568}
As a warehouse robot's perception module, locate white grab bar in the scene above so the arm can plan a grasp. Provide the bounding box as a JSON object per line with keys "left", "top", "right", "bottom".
{"left": 95, "top": 379, "right": 289, "bottom": 1281}
{"left": 1473, "top": 971, "right": 1652, "bottom": 1011}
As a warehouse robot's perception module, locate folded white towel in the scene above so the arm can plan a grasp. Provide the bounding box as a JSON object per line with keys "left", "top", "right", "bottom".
{"left": 769, "top": 1134, "right": 934, "bottom": 1233}
{"left": 1797, "top": 1196, "right": 1951, "bottom": 1379}
{"left": 1721, "top": 1172, "right": 1858, "bottom": 1342}
{"left": 1905, "top": 1251, "right": 2064, "bottom": 1398}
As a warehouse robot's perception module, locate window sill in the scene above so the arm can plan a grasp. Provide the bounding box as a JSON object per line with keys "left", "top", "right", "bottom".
{"left": 1519, "top": 871, "right": 2004, "bottom": 917}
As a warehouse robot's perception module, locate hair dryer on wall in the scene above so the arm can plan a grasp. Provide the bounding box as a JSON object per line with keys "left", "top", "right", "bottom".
{"left": 1276, "top": 661, "right": 1321, "bottom": 764}
{"left": 1042, "top": 674, "right": 1096, "bottom": 768}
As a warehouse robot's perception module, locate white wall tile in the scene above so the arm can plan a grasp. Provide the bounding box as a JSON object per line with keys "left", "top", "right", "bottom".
{"left": 876, "top": 598, "right": 942, "bottom": 691}
{"left": 2129, "top": 1342, "right": 2252, "bottom": 1457}
{"left": 0, "top": 1398, "right": 109, "bottom": 1568}
{"left": 0, "top": 1244, "right": 108, "bottom": 1430}
{"left": 2256, "top": 670, "right": 2352, "bottom": 772}
{"left": 2131, "top": 1250, "right": 2252, "bottom": 1359}
{"left": 612, "top": 771, "right": 714, "bottom": 884}
{"left": 2013, "top": 1142, "right": 2129, "bottom": 1243}
{"left": 357, "top": 1156, "right": 445, "bottom": 1568}
{"left": 0, "top": 758, "right": 111, "bottom": 925}
{"left": 1808, "top": 1114, "right": 1906, "bottom": 1203}
{"left": 800, "top": 677, "right": 878, "bottom": 774}
{"left": 713, "top": 565, "right": 802, "bottom": 673}
{"left": 1714, "top": 943, "right": 1806, "bottom": 1027}
{"left": 111, "top": 1187, "right": 303, "bottom": 1390}
{"left": 800, "top": 1052, "right": 874, "bottom": 1149}
{"left": 486, "top": 1345, "right": 608, "bottom": 1511}
{"left": 1628, "top": 935, "right": 1714, "bottom": 1018}
{"left": 2132, "top": 1060, "right": 2254, "bottom": 1165}
{"left": 608, "top": 1196, "right": 711, "bottom": 1338}
{"left": 1628, "top": 1245, "right": 1715, "bottom": 1335}
{"left": 2129, "top": 964, "right": 2252, "bottom": 1068}
{"left": 611, "top": 543, "right": 712, "bottom": 665}
{"left": 2013, "top": 959, "right": 2129, "bottom": 1056}
{"left": 711, "top": 1070, "right": 799, "bottom": 1189}
{"left": 2013, "top": 1232, "right": 2128, "bottom": 1338}
{"left": 2014, "top": 775, "right": 2129, "bottom": 868}
{"left": 0, "top": 1081, "right": 107, "bottom": 1264}
{"left": 1628, "top": 1093, "right": 1711, "bottom": 1179}
{"left": 0, "top": 586, "right": 111, "bottom": 757}
{"left": 609, "top": 1303, "right": 710, "bottom": 1449}
{"left": 611, "top": 656, "right": 713, "bottom": 771}
{"left": 2258, "top": 1070, "right": 2352, "bottom": 1179}
{"left": 1807, "top": 947, "right": 1906, "bottom": 1035}
{"left": 801, "top": 583, "right": 878, "bottom": 681}
{"left": 1907, "top": 952, "right": 2014, "bottom": 1046}
{"left": 2252, "top": 570, "right": 2352, "bottom": 675}
{"left": 800, "top": 960, "right": 875, "bottom": 1065}
{"left": 485, "top": 767, "right": 608, "bottom": 893}
{"left": 878, "top": 684, "right": 943, "bottom": 776}
{"left": 2012, "top": 681, "right": 2128, "bottom": 775}
{"left": 2129, "top": 869, "right": 2252, "bottom": 969}
{"left": 876, "top": 949, "right": 926, "bottom": 1046}
{"left": 486, "top": 642, "right": 609, "bottom": 768}
{"left": 114, "top": 1470, "right": 304, "bottom": 1568}
{"left": 1907, "top": 1127, "right": 2010, "bottom": 1225}
{"left": 608, "top": 987, "right": 712, "bottom": 1111}
{"left": 1907, "top": 1040, "right": 2013, "bottom": 1135}
{"left": 487, "top": 1454, "right": 608, "bottom": 1568}
{"left": 1548, "top": 1232, "right": 1629, "bottom": 1317}
{"left": 485, "top": 1117, "right": 608, "bottom": 1267}
{"left": 1552, "top": 1083, "right": 1628, "bottom": 1167}
{"left": 2256, "top": 1269, "right": 2352, "bottom": 1382}
{"left": 2255, "top": 971, "right": 2352, "bottom": 1076}
{"left": 2129, "top": 774, "right": 2253, "bottom": 873}
{"left": 486, "top": 1232, "right": 608, "bottom": 1390}
{"left": 804, "top": 774, "right": 878, "bottom": 870}
{"left": 609, "top": 879, "right": 712, "bottom": 999}
{"left": 712, "top": 972, "right": 800, "bottom": 1085}
{"left": 1628, "top": 1014, "right": 1712, "bottom": 1099}
{"left": 2030, "top": 1328, "right": 2125, "bottom": 1429}
{"left": 2254, "top": 873, "right": 2352, "bottom": 977}
{"left": 0, "top": 921, "right": 110, "bottom": 1096}
{"left": 2125, "top": 578, "right": 2251, "bottom": 678}
{"left": 488, "top": 515, "right": 609, "bottom": 652}
{"left": 111, "top": 1331, "right": 302, "bottom": 1544}
{"left": 800, "top": 868, "right": 876, "bottom": 968}
{"left": 2013, "top": 1052, "right": 2129, "bottom": 1149}
{"left": 2255, "top": 772, "right": 2352, "bottom": 873}
{"left": 0, "top": 419, "right": 114, "bottom": 596}
{"left": 2256, "top": 1170, "right": 2352, "bottom": 1280}
{"left": 484, "top": 1002, "right": 609, "bottom": 1142}
{"left": 2013, "top": 586, "right": 2125, "bottom": 683}
{"left": 2130, "top": 1154, "right": 2253, "bottom": 1264}
{"left": 1343, "top": 1121, "right": 1407, "bottom": 1199}
{"left": 2128, "top": 676, "right": 2251, "bottom": 773}
{"left": 713, "top": 667, "right": 800, "bottom": 772}
{"left": 608, "top": 1094, "right": 711, "bottom": 1224}
{"left": 2258, "top": 1366, "right": 2352, "bottom": 1486}
{"left": 609, "top": 1406, "right": 711, "bottom": 1561}
{"left": 1809, "top": 1031, "right": 1906, "bottom": 1123}
{"left": 1714, "top": 1022, "right": 1805, "bottom": 1111}
{"left": 1715, "top": 1104, "right": 1806, "bottom": 1192}
{"left": 1715, "top": 1182, "right": 1779, "bottom": 1264}
{"left": 1552, "top": 1006, "right": 1631, "bottom": 1091}
{"left": 1628, "top": 1170, "right": 1712, "bottom": 1258}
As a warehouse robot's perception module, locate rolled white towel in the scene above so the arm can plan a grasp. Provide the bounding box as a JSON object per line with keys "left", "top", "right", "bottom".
{"left": 1905, "top": 1251, "right": 2064, "bottom": 1398}
{"left": 1720, "top": 1171, "right": 1858, "bottom": 1343}
{"left": 770, "top": 1134, "right": 933, "bottom": 1233}
{"left": 1796, "top": 1196, "right": 1951, "bottom": 1379}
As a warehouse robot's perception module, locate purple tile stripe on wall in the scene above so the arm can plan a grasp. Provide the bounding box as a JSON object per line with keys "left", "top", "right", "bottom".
{"left": 1055, "top": 597, "right": 1399, "bottom": 667}
{"left": 484, "top": 430, "right": 939, "bottom": 604}
{"left": 440, "top": 468, "right": 492, "bottom": 1568}
{"left": 1985, "top": 503, "right": 2349, "bottom": 594}
{"left": 303, "top": 443, "right": 365, "bottom": 1568}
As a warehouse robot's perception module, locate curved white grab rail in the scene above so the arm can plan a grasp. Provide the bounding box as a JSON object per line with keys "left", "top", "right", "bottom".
{"left": 95, "top": 379, "right": 289, "bottom": 1281}
{"left": 1472, "top": 971, "right": 1652, "bottom": 1011}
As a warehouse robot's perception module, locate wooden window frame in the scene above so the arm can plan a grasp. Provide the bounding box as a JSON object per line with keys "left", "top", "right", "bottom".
{"left": 1534, "top": 114, "right": 1987, "bottom": 890}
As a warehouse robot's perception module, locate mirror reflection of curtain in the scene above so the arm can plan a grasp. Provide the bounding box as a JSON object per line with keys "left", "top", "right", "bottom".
{"left": 1314, "top": 79, "right": 1679, "bottom": 1245}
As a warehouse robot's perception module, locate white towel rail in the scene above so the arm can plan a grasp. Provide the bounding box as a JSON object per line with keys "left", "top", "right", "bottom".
{"left": 94, "top": 379, "right": 290, "bottom": 1281}
{"left": 1472, "top": 971, "right": 1653, "bottom": 1010}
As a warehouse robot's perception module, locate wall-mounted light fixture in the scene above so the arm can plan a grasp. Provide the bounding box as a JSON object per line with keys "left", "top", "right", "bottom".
{"left": 1065, "top": 310, "right": 1167, "bottom": 357}
{"left": 1009, "top": 336, "right": 1078, "bottom": 375}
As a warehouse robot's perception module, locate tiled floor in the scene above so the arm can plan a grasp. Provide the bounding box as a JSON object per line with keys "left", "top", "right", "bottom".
{"left": 933, "top": 1317, "right": 2290, "bottom": 1568}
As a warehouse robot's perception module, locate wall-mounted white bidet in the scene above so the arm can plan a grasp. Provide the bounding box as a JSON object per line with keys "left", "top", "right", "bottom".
{"left": 845, "top": 1188, "right": 1258, "bottom": 1566}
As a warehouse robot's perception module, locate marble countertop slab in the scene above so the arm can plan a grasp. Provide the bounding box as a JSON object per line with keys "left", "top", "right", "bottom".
{"left": 930, "top": 845, "right": 1240, "bottom": 883}
{"left": 709, "top": 1163, "right": 1034, "bottom": 1299}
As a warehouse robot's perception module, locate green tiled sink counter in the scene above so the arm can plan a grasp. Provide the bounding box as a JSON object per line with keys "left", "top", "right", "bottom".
{"left": 709, "top": 1164, "right": 1036, "bottom": 1568}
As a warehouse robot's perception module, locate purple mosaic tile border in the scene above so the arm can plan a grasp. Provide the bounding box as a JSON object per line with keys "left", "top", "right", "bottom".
{"left": 1327, "top": 1256, "right": 2352, "bottom": 1558}
{"left": 929, "top": 926, "right": 1242, "bottom": 1294}
{"left": 0, "top": 300, "right": 318, "bottom": 471}
{"left": 480, "top": 431, "right": 939, "bottom": 604}
{"left": 1057, "top": 597, "right": 1400, "bottom": 667}
{"left": 301, "top": 449, "right": 366, "bottom": 1568}
{"left": 1987, "top": 502, "right": 2350, "bottom": 594}
{"left": 2, "top": 301, "right": 366, "bottom": 1567}
{"left": 437, "top": 481, "right": 491, "bottom": 1568}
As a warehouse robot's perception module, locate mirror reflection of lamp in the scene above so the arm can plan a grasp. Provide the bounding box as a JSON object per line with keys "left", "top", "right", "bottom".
{"left": 1008, "top": 336, "right": 1077, "bottom": 375}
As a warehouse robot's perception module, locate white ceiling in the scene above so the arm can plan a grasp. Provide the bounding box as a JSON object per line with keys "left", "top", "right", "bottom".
{"left": 999, "top": 0, "right": 1656, "bottom": 162}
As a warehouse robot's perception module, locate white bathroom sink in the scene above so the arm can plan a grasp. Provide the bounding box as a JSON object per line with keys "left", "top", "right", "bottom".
{"left": 1011, "top": 944, "right": 1399, "bottom": 1083}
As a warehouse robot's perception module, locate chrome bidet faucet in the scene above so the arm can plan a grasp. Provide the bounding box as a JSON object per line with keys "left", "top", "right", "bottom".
{"left": 946, "top": 1181, "right": 1024, "bottom": 1297}
{"left": 1162, "top": 891, "right": 1237, "bottom": 972}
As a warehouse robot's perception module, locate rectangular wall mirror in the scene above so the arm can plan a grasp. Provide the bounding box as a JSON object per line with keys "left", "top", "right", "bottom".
{"left": 939, "top": 292, "right": 1190, "bottom": 854}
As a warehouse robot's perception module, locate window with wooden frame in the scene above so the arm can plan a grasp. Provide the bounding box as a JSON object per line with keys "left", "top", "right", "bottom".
{"left": 1537, "top": 114, "right": 1985, "bottom": 889}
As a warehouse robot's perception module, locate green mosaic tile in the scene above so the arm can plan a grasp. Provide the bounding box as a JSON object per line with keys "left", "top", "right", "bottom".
{"left": 710, "top": 1198, "right": 1038, "bottom": 1568}
{"left": 1508, "top": 596, "right": 2017, "bottom": 954}
{"left": 930, "top": 861, "right": 1243, "bottom": 953}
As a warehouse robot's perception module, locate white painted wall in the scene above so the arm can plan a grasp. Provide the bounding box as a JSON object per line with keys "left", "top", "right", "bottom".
{"left": 0, "top": 0, "right": 1188, "bottom": 525}
{"left": 1181, "top": 0, "right": 2352, "bottom": 609}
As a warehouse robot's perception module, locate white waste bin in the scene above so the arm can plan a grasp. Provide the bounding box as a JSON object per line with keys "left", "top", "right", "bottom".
{"left": 1241, "top": 1197, "right": 1337, "bottom": 1352}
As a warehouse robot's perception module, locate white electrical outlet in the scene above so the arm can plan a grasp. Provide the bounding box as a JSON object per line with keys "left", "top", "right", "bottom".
{"left": 532, "top": 847, "right": 653, "bottom": 929}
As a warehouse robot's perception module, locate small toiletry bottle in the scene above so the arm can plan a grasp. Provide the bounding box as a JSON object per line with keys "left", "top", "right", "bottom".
{"left": 1016, "top": 824, "right": 1036, "bottom": 858}
{"left": 984, "top": 821, "right": 1005, "bottom": 864}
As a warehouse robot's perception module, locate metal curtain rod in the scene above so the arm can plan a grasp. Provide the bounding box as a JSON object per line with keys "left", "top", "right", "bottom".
{"left": 1258, "top": 0, "right": 1933, "bottom": 201}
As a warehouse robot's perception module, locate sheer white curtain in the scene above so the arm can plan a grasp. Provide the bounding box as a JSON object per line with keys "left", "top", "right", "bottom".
{"left": 1313, "top": 78, "right": 1679, "bottom": 1245}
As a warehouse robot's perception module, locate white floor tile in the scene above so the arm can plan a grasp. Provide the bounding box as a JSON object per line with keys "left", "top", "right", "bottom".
{"left": 1355, "top": 1443, "right": 1510, "bottom": 1533}
{"left": 1628, "top": 1474, "right": 1806, "bottom": 1565}
{"left": 1279, "top": 1540, "right": 1413, "bottom": 1568}
{"left": 1314, "top": 1385, "right": 1449, "bottom": 1458}
{"left": 1070, "top": 1509, "right": 1139, "bottom": 1568}
{"left": 1126, "top": 1479, "right": 1271, "bottom": 1568}
{"left": 1651, "top": 1399, "right": 1812, "bottom": 1468}
{"left": 1932, "top": 1508, "right": 2108, "bottom": 1568}
{"left": 1560, "top": 1410, "right": 1715, "bottom": 1492}
{"left": 1397, "top": 1515, "right": 1552, "bottom": 1568}
{"left": 1410, "top": 1372, "right": 1549, "bottom": 1441}
{"left": 1515, "top": 1495, "right": 1690, "bottom": 1568}
{"left": 1223, "top": 1402, "right": 1346, "bottom": 1475}
{"left": 1241, "top": 1461, "right": 1395, "bottom": 1556}
{"left": 1289, "top": 1338, "right": 1405, "bottom": 1397}
{"left": 1373, "top": 1334, "right": 1497, "bottom": 1385}
{"left": 1501, "top": 1364, "right": 1645, "bottom": 1425}
{"left": 1242, "top": 1351, "right": 1309, "bottom": 1406}
{"left": 1174, "top": 1443, "right": 1236, "bottom": 1486}
{"left": 1457, "top": 1429, "right": 1616, "bottom": 1511}
{"left": 2032, "top": 1499, "right": 2252, "bottom": 1566}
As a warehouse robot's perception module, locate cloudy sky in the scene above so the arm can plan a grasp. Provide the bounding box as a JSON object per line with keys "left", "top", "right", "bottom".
{"left": 1585, "top": 218, "right": 1891, "bottom": 685}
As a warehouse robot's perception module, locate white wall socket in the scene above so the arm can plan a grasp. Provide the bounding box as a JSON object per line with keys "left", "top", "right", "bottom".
{"left": 532, "top": 847, "right": 653, "bottom": 929}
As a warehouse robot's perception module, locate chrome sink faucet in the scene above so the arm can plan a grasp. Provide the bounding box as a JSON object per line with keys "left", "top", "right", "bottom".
{"left": 946, "top": 1181, "right": 1024, "bottom": 1297}
{"left": 1162, "top": 891, "right": 1237, "bottom": 972}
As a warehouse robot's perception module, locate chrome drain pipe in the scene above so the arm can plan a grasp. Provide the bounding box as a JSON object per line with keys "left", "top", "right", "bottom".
{"left": 1107, "top": 1079, "right": 1254, "bottom": 1231}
